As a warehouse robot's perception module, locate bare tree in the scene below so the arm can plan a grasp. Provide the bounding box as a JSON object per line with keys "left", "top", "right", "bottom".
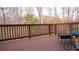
{"left": 7, "top": 7, "right": 21, "bottom": 24}
{"left": 54, "top": 7, "right": 57, "bottom": 17}
{"left": 0, "top": 7, "right": 6, "bottom": 24}
{"left": 0, "top": 7, "right": 20, "bottom": 24}
{"left": 48, "top": 7, "right": 52, "bottom": 16}
{"left": 62, "top": 7, "right": 70, "bottom": 19}
{"left": 76, "top": 7, "right": 79, "bottom": 19}
{"left": 69, "top": 7, "right": 79, "bottom": 22}
{"left": 68, "top": 7, "right": 70, "bottom": 19}
{"left": 37, "top": 7, "right": 43, "bottom": 24}
{"left": 15, "top": 7, "right": 21, "bottom": 24}
{"left": 74, "top": 7, "right": 79, "bottom": 22}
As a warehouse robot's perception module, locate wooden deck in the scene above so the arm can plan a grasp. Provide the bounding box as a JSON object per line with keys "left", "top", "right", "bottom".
{"left": 0, "top": 34, "right": 75, "bottom": 51}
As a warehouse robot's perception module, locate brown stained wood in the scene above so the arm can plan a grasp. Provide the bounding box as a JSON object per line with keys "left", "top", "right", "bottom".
{"left": 0, "top": 34, "right": 75, "bottom": 51}
{"left": 0, "top": 23, "right": 79, "bottom": 41}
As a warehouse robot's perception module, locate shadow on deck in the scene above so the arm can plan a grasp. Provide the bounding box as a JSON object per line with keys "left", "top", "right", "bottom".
{"left": 0, "top": 34, "right": 75, "bottom": 51}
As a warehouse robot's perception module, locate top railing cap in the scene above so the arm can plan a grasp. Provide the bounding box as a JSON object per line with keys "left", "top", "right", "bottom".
{"left": 0, "top": 22, "right": 79, "bottom": 26}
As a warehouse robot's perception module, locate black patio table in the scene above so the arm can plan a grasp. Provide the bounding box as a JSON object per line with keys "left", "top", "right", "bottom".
{"left": 58, "top": 33, "right": 72, "bottom": 44}
{"left": 58, "top": 33, "right": 72, "bottom": 50}
{"left": 58, "top": 30, "right": 79, "bottom": 44}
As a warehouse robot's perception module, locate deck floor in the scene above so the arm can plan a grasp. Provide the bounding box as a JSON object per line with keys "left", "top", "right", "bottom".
{"left": 0, "top": 34, "right": 75, "bottom": 51}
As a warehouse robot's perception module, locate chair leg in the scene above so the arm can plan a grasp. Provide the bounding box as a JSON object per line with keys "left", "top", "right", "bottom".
{"left": 64, "top": 39, "right": 72, "bottom": 50}
{"left": 61, "top": 39, "right": 62, "bottom": 44}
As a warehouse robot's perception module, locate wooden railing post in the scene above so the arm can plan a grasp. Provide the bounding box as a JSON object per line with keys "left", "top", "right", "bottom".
{"left": 1, "top": 26, "right": 3, "bottom": 40}
{"left": 54, "top": 24, "right": 57, "bottom": 35}
{"left": 4, "top": 25, "right": 6, "bottom": 40}
{"left": 48, "top": 24, "right": 51, "bottom": 35}
{"left": 28, "top": 25, "right": 31, "bottom": 38}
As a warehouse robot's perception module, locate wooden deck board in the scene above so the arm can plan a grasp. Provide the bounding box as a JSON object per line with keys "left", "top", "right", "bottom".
{"left": 0, "top": 34, "right": 75, "bottom": 51}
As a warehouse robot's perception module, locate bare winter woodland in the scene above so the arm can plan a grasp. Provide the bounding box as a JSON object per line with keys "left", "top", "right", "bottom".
{"left": 0, "top": 7, "right": 79, "bottom": 24}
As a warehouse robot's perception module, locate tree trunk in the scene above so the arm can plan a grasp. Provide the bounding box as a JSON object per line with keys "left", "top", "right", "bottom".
{"left": 54, "top": 7, "right": 57, "bottom": 17}
{"left": 37, "top": 7, "right": 43, "bottom": 24}
{"left": 0, "top": 7, "right": 5, "bottom": 24}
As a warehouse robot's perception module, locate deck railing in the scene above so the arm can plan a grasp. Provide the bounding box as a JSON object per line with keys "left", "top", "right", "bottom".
{"left": 0, "top": 22, "right": 79, "bottom": 41}
{"left": 0, "top": 24, "right": 55, "bottom": 41}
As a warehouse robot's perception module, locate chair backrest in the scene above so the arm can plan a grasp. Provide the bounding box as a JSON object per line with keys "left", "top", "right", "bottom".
{"left": 70, "top": 30, "right": 79, "bottom": 36}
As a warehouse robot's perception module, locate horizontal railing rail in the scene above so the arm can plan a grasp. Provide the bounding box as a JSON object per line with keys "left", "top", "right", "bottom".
{"left": 0, "top": 22, "right": 79, "bottom": 41}
{"left": 0, "top": 24, "right": 55, "bottom": 41}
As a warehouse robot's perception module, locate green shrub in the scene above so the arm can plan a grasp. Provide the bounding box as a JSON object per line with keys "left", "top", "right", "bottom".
{"left": 24, "top": 13, "right": 37, "bottom": 24}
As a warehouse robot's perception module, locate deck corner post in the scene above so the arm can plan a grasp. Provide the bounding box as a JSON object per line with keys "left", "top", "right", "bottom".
{"left": 48, "top": 24, "right": 51, "bottom": 35}
{"left": 54, "top": 24, "right": 57, "bottom": 35}
{"left": 28, "top": 25, "right": 31, "bottom": 39}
